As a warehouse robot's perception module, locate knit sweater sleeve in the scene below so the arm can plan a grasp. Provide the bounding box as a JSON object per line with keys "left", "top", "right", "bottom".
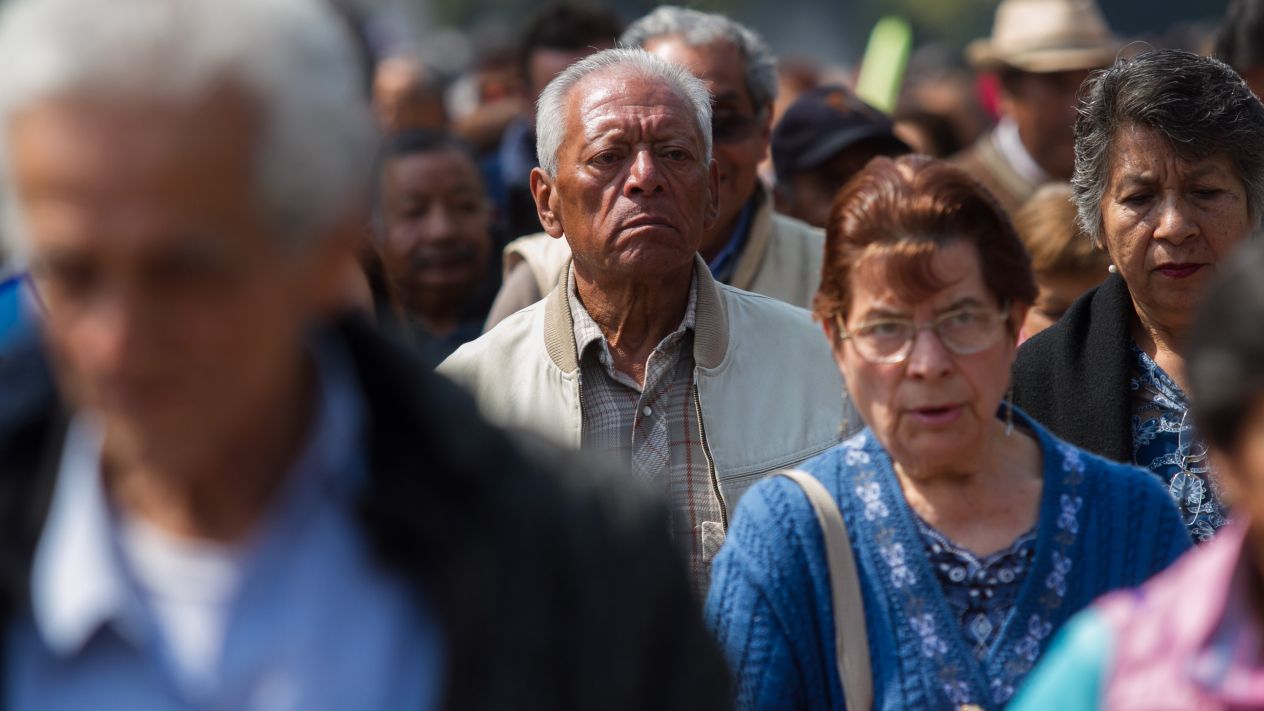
{"left": 706, "top": 475, "right": 841, "bottom": 711}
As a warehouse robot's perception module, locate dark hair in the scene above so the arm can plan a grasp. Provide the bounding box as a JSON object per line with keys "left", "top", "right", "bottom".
{"left": 519, "top": 3, "right": 623, "bottom": 87}
{"left": 372, "top": 129, "right": 483, "bottom": 235}
{"left": 814, "top": 155, "right": 1036, "bottom": 324}
{"left": 1188, "top": 239, "right": 1264, "bottom": 450}
{"left": 1072, "top": 49, "right": 1264, "bottom": 242}
{"left": 1215, "top": 0, "right": 1264, "bottom": 73}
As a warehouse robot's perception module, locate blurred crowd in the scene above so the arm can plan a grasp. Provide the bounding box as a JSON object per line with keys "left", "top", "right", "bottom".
{"left": 1, "top": 0, "right": 1264, "bottom": 709}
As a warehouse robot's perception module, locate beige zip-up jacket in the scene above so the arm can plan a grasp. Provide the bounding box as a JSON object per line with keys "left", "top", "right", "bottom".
{"left": 483, "top": 188, "right": 825, "bottom": 329}
{"left": 440, "top": 256, "right": 858, "bottom": 512}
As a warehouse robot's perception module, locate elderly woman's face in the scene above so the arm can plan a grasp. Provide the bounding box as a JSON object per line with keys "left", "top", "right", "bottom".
{"left": 1100, "top": 124, "right": 1253, "bottom": 333}
{"left": 835, "top": 240, "right": 1024, "bottom": 475}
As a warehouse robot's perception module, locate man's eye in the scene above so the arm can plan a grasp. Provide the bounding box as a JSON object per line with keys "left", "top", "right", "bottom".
{"left": 663, "top": 148, "right": 690, "bottom": 161}
{"left": 1120, "top": 192, "right": 1152, "bottom": 207}
{"left": 591, "top": 152, "right": 621, "bottom": 166}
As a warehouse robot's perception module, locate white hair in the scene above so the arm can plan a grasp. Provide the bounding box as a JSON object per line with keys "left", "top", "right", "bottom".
{"left": 535, "top": 48, "right": 713, "bottom": 178}
{"left": 620, "top": 6, "right": 778, "bottom": 109}
{"left": 0, "top": 0, "right": 377, "bottom": 259}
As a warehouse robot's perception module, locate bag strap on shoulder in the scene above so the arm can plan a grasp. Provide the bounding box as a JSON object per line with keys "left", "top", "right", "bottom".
{"left": 775, "top": 469, "right": 873, "bottom": 711}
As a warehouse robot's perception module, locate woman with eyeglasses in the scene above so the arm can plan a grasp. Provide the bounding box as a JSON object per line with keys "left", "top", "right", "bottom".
{"left": 705, "top": 155, "right": 1189, "bottom": 711}
{"left": 1012, "top": 50, "right": 1264, "bottom": 544}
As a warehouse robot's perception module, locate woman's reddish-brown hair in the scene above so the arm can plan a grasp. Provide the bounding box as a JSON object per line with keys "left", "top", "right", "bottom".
{"left": 813, "top": 154, "right": 1037, "bottom": 325}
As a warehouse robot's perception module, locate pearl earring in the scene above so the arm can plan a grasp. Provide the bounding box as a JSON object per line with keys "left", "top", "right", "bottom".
{"left": 1108, "top": 264, "right": 1118, "bottom": 274}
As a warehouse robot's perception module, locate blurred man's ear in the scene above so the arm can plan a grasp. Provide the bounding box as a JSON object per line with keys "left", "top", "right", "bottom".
{"left": 530, "top": 167, "right": 565, "bottom": 239}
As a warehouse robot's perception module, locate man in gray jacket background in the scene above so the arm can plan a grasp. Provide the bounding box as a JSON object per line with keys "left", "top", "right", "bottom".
{"left": 440, "top": 48, "right": 855, "bottom": 595}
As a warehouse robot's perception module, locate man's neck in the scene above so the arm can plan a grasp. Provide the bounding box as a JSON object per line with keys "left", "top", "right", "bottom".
{"left": 573, "top": 262, "right": 694, "bottom": 387}
{"left": 102, "top": 353, "right": 316, "bottom": 543}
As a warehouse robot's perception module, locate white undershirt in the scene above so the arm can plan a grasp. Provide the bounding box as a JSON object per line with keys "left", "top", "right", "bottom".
{"left": 116, "top": 514, "right": 245, "bottom": 692}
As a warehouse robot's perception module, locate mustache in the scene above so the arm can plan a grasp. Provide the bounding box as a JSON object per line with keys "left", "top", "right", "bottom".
{"left": 408, "top": 244, "right": 481, "bottom": 271}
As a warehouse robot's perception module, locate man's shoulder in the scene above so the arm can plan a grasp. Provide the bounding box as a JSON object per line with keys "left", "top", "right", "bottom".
{"left": 439, "top": 300, "right": 547, "bottom": 377}
{"left": 718, "top": 282, "right": 819, "bottom": 333}
{"left": 768, "top": 211, "right": 824, "bottom": 246}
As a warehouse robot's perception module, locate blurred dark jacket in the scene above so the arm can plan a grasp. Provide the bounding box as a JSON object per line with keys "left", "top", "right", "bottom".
{"left": 1011, "top": 273, "right": 1134, "bottom": 463}
{"left": 0, "top": 318, "right": 732, "bottom": 711}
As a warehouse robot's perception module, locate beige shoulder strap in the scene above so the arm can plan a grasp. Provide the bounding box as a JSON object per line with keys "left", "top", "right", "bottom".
{"left": 775, "top": 469, "right": 873, "bottom": 711}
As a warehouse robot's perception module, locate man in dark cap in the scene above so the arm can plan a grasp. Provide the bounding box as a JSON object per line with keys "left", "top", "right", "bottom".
{"left": 771, "top": 85, "right": 910, "bottom": 228}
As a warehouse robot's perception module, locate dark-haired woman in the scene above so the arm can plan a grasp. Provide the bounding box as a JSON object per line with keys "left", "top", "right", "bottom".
{"left": 705, "top": 155, "right": 1189, "bottom": 710}
{"left": 1012, "top": 49, "right": 1264, "bottom": 543}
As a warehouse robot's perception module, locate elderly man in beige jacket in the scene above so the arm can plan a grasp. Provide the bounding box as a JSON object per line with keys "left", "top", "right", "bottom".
{"left": 440, "top": 48, "right": 854, "bottom": 595}
{"left": 483, "top": 7, "right": 823, "bottom": 329}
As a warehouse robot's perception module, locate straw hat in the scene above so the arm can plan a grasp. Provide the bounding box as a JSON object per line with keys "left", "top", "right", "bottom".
{"left": 967, "top": 0, "right": 1120, "bottom": 74}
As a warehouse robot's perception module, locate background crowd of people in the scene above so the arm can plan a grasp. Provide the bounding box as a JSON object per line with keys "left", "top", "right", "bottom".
{"left": 1, "top": 0, "right": 1264, "bottom": 709}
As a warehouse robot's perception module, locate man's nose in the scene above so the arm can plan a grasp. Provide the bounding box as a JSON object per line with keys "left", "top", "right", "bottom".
{"left": 422, "top": 204, "right": 460, "bottom": 244}
{"left": 623, "top": 149, "right": 665, "bottom": 197}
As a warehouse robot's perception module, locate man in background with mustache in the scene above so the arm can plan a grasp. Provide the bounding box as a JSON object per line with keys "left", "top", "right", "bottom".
{"left": 377, "top": 129, "right": 500, "bottom": 361}
{"left": 439, "top": 48, "right": 855, "bottom": 595}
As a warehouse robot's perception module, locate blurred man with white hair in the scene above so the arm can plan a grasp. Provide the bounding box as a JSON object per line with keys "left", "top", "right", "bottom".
{"left": 0, "top": 1, "right": 731, "bottom": 709}
{"left": 483, "top": 6, "right": 826, "bottom": 328}
{"left": 440, "top": 48, "right": 854, "bottom": 595}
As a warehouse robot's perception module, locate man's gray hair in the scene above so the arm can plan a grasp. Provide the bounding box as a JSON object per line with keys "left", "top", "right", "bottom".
{"left": 535, "top": 48, "right": 713, "bottom": 178}
{"left": 1072, "top": 49, "right": 1264, "bottom": 244}
{"left": 620, "top": 6, "right": 778, "bottom": 110}
{"left": 0, "top": 0, "right": 377, "bottom": 259}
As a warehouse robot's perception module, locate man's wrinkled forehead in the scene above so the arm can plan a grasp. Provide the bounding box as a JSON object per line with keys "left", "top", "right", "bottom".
{"left": 566, "top": 67, "right": 703, "bottom": 146}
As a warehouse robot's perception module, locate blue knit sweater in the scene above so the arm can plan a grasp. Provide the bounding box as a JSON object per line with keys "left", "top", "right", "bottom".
{"left": 705, "top": 412, "right": 1190, "bottom": 711}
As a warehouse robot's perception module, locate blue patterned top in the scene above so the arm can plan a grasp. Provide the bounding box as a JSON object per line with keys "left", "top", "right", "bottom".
{"left": 916, "top": 516, "right": 1037, "bottom": 661}
{"left": 706, "top": 408, "right": 1191, "bottom": 711}
{"left": 1129, "top": 343, "right": 1229, "bottom": 542}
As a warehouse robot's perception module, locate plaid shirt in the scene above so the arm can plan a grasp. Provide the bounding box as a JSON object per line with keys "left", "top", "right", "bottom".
{"left": 568, "top": 269, "right": 725, "bottom": 596}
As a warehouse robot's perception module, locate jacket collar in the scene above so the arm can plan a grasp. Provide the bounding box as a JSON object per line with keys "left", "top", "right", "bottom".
{"left": 542, "top": 254, "right": 730, "bottom": 375}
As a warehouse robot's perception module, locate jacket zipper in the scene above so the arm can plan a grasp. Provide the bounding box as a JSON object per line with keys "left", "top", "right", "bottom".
{"left": 693, "top": 371, "right": 728, "bottom": 529}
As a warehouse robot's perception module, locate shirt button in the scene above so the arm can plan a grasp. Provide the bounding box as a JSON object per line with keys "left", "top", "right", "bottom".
{"left": 642, "top": 406, "right": 653, "bottom": 418}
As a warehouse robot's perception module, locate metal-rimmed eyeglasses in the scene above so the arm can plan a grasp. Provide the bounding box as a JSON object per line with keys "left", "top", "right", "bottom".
{"left": 834, "top": 304, "right": 1010, "bottom": 364}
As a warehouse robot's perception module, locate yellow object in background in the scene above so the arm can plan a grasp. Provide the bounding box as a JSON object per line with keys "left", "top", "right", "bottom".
{"left": 855, "top": 16, "right": 913, "bottom": 114}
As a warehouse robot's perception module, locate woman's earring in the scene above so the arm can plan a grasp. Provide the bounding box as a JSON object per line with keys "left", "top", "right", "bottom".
{"left": 1108, "top": 264, "right": 1118, "bottom": 274}
{"left": 1005, "top": 386, "right": 1015, "bottom": 437}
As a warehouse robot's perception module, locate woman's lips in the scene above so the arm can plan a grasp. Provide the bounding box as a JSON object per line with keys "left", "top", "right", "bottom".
{"left": 1154, "top": 263, "right": 1203, "bottom": 279}
{"left": 907, "top": 404, "right": 963, "bottom": 427}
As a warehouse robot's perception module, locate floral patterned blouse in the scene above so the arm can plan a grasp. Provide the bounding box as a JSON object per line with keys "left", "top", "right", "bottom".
{"left": 1129, "top": 343, "right": 1229, "bottom": 542}
{"left": 917, "top": 516, "right": 1038, "bottom": 661}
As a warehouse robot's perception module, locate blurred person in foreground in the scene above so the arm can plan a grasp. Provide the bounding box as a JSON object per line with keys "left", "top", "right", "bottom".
{"left": 485, "top": 6, "right": 825, "bottom": 328}
{"left": 771, "top": 85, "right": 910, "bottom": 229}
{"left": 0, "top": 1, "right": 732, "bottom": 708}
{"left": 376, "top": 129, "right": 499, "bottom": 361}
{"left": 1216, "top": 0, "right": 1264, "bottom": 97}
{"left": 439, "top": 48, "right": 853, "bottom": 595}
{"left": 1011, "top": 238, "right": 1264, "bottom": 710}
{"left": 952, "top": 0, "right": 1119, "bottom": 213}
{"left": 1013, "top": 50, "right": 1264, "bottom": 543}
{"left": 1014, "top": 183, "right": 1111, "bottom": 338}
{"left": 705, "top": 155, "right": 1188, "bottom": 710}
{"left": 483, "top": 2, "right": 623, "bottom": 242}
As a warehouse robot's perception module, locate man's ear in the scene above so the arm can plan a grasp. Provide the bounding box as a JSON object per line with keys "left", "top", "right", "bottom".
{"left": 703, "top": 158, "right": 720, "bottom": 233}
{"left": 530, "top": 167, "right": 565, "bottom": 239}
